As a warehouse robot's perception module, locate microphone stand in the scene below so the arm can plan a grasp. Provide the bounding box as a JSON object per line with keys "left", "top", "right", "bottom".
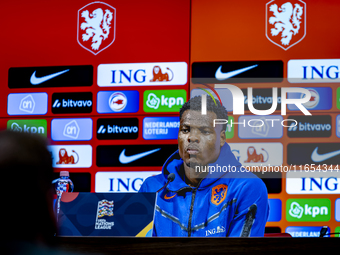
{"left": 156, "top": 173, "right": 175, "bottom": 193}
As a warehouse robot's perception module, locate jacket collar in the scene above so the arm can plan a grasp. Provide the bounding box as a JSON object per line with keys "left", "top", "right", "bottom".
{"left": 162, "top": 143, "right": 241, "bottom": 192}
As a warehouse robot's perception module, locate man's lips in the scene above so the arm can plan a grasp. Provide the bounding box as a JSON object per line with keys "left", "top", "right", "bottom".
{"left": 186, "top": 147, "right": 200, "bottom": 155}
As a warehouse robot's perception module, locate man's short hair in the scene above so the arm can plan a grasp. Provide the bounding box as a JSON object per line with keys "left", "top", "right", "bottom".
{"left": 180, "top": 95, "right": 228, "bottom": 131}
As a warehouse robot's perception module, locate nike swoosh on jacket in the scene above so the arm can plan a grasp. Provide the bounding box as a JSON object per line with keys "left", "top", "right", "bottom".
{"left": 139, "top": 143, "right": 269, "bottom": 237}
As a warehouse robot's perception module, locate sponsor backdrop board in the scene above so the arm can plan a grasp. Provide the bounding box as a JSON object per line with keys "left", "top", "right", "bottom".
{"left": 0, "top": 0, "right": 189, "bottom": 189}
{"left": 190, "top": 0, "right": 340, "bottom": 235}
{"left": 2, "top": 0, "right": 340, "bottom": 236}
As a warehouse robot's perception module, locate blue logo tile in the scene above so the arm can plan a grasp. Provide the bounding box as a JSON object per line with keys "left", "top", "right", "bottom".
{"left": 286, "top": 226, "right": 330, "bottom": 237}
{"left": 287, "top": 87, "right": 332, "bottom": 111}
{"left": 51, "top": 118, "right": 93, "bottom": 141}
{"left": 143, "top": 117, "right": 180, "bottom": 140}
{"left": 335, "top": 198, "right": 340, "bottom": 222}
{"left": 97, "top": 91, "right": 139, "bottom": 113}
{"left": 7, "top": 93, "right": 48, "bottom": 115}
{"left": 336, "top": 115, "right": 340, "bottom": 138}
{"left": 238, "top": 115, "right": 283, "bottom": 139}
{"left": 268, "top": 199, "right": 282, "bottom": 222}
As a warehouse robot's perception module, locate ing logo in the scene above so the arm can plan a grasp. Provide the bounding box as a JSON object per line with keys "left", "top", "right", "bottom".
{"left": 56, "top": 148, "right": 79, "bottom": 165}
{"left": 150, "top": 66, "right": 174, "bottom": 82}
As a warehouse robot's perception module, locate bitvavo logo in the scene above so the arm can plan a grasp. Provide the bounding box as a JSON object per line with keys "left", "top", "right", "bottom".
{"left": 98, "top": 125, "right": 138, "bottom": 134}
{"left": 52, "top": 92, "right": 93, "bottom": 114}
{"left": 53, "top": 98, "right": 92, "bottom": 108}
{"left": 288, "top": 122, "right": 331, "bottom": 132}
{"left": 244, "top": 94, "right": 281, "bottom": 105}
{"left": 97, "top": 118, "right": 139, "bottom": 140}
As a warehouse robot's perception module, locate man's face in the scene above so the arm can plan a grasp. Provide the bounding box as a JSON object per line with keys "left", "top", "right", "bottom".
{"left": 178, "top": 110, "right": 225, "bottom": 169}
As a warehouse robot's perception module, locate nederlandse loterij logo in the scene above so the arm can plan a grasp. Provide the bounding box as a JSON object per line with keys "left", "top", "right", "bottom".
{"left": 77, "top": 2, "right": 116, "bottom": 55}
{"left": 266, "top": 0, "right": 306, "bottom": 50}
{"left": 7, "top": 119, "right": 47, "bottom": 137}
{"left": 143, "top": 117, "right": 179, "bottom": 140}
{"left": 286, "top": 199, "right": 331, "bottom": 221}
{"left": 144, "top": 90, "right": 186, "bottom": 112}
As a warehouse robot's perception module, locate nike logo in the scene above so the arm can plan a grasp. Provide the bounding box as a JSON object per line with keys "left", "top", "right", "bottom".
{"left": 164, "top": 193, "right": 177, "bottom": 200}
{"left": 311, "top": 147, "right": 340, "bottom": 162}
{"left": 30, "top": 69, "right": 69, "bottom": 85}
{"left": 215, "top": 64, "right": 258, "bottom": 80}
{"left": 119, "top": 148, "right": 161, "bottom": 164}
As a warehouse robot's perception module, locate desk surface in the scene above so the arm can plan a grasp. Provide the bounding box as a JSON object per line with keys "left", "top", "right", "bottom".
{"left": 56, "top": 237, "right": 339, "bottom": 254}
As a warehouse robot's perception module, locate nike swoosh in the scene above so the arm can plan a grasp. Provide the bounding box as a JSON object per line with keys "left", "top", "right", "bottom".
{"left": 215, "top": 64, "right": 258, "bottom": 80}
{"left": 30, "top": 69, "right": 69, "bottom": 85}
{"left": 164, "top": 193, "right": 177, "bottom": 200}
{"left": 119, "top": 148, "right": 161, "bottom": 164}
{"left": 311, "top": 147, "right": 340, "bottom": 162}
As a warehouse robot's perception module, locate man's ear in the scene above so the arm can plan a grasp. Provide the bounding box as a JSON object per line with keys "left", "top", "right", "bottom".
{"left": 220, "top": 129, "right": 226, "bottom": 147}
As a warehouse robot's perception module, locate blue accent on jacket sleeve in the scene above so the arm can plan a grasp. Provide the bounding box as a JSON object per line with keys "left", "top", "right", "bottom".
{"left": 138, "top": 174, "right": 165, "bottom": 193}
{"left": 227, "top": 177, "right": 269, "bottom": 237}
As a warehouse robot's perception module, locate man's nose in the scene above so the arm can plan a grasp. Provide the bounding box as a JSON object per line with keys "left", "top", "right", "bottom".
{"left": 188, "top": 129, "right": 199, "bottom": 143}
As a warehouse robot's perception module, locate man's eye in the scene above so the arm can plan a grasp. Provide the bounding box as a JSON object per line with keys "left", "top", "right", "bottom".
{"left": 202, "top": 130, "right": 211, "bottom": 134}
{"left": 181, "top": 128, "right": 189, "bottom": 133}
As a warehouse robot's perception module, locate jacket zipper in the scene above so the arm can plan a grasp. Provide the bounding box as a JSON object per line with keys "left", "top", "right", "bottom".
{"left": 187, "top": 188, "right": 197, "bottom": 237}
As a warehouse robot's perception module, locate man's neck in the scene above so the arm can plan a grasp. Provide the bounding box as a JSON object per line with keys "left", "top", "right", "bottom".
{"left": 182, "top": 163, "right": 208, "bottom": 187}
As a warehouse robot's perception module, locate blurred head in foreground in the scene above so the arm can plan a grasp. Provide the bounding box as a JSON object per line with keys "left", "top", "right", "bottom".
{"left": 0, "top": 130, "right": 56, "bottom": 245}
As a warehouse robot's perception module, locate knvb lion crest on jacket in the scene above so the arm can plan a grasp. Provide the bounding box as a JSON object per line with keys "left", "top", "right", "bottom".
{"left": 211, "top": 184, "right": 228, "bottom": 206}
{"left": 265, "top": 0, "right": 306, "bottom": 50}
{"left": 77, "top": 2, "right": 116, "bottom": 55}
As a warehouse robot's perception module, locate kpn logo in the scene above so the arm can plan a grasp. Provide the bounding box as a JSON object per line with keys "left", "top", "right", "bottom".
{"left": 144, "top": 90, "right": 186, "bottom": 112}
{"left": 286, "top": 199, "right": 331, "bottom": 222}
{"left": 225, "top": 116, "right": 234, "bottom": 139}
{"left": 7, "top": 119, "right": 47, "bottom": 137}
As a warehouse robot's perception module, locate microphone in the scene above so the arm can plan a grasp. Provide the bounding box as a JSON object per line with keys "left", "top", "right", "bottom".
{"left": 156, "top": 173, "right": 175, "bottom": 193}
{"left": 319, "top": 226, "right": 340, "bottom": 237}
{"left": 319, "top": 226, "right": 328, "bottom": 238}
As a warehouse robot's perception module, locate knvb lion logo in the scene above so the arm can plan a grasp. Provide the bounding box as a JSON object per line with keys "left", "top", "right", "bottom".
{"left": 266, "top": 0, "right": 306, "bottom": 50}
{"left": 211, "top": 184, "right": 228, "bottom": 206}
{"left": 77, "top": 2, "right": 116, "bottom": 55}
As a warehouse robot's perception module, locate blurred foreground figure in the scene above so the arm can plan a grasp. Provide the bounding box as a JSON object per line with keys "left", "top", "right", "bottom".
{"left": 0, "top": 131, "right": 58, "bottom": 254}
